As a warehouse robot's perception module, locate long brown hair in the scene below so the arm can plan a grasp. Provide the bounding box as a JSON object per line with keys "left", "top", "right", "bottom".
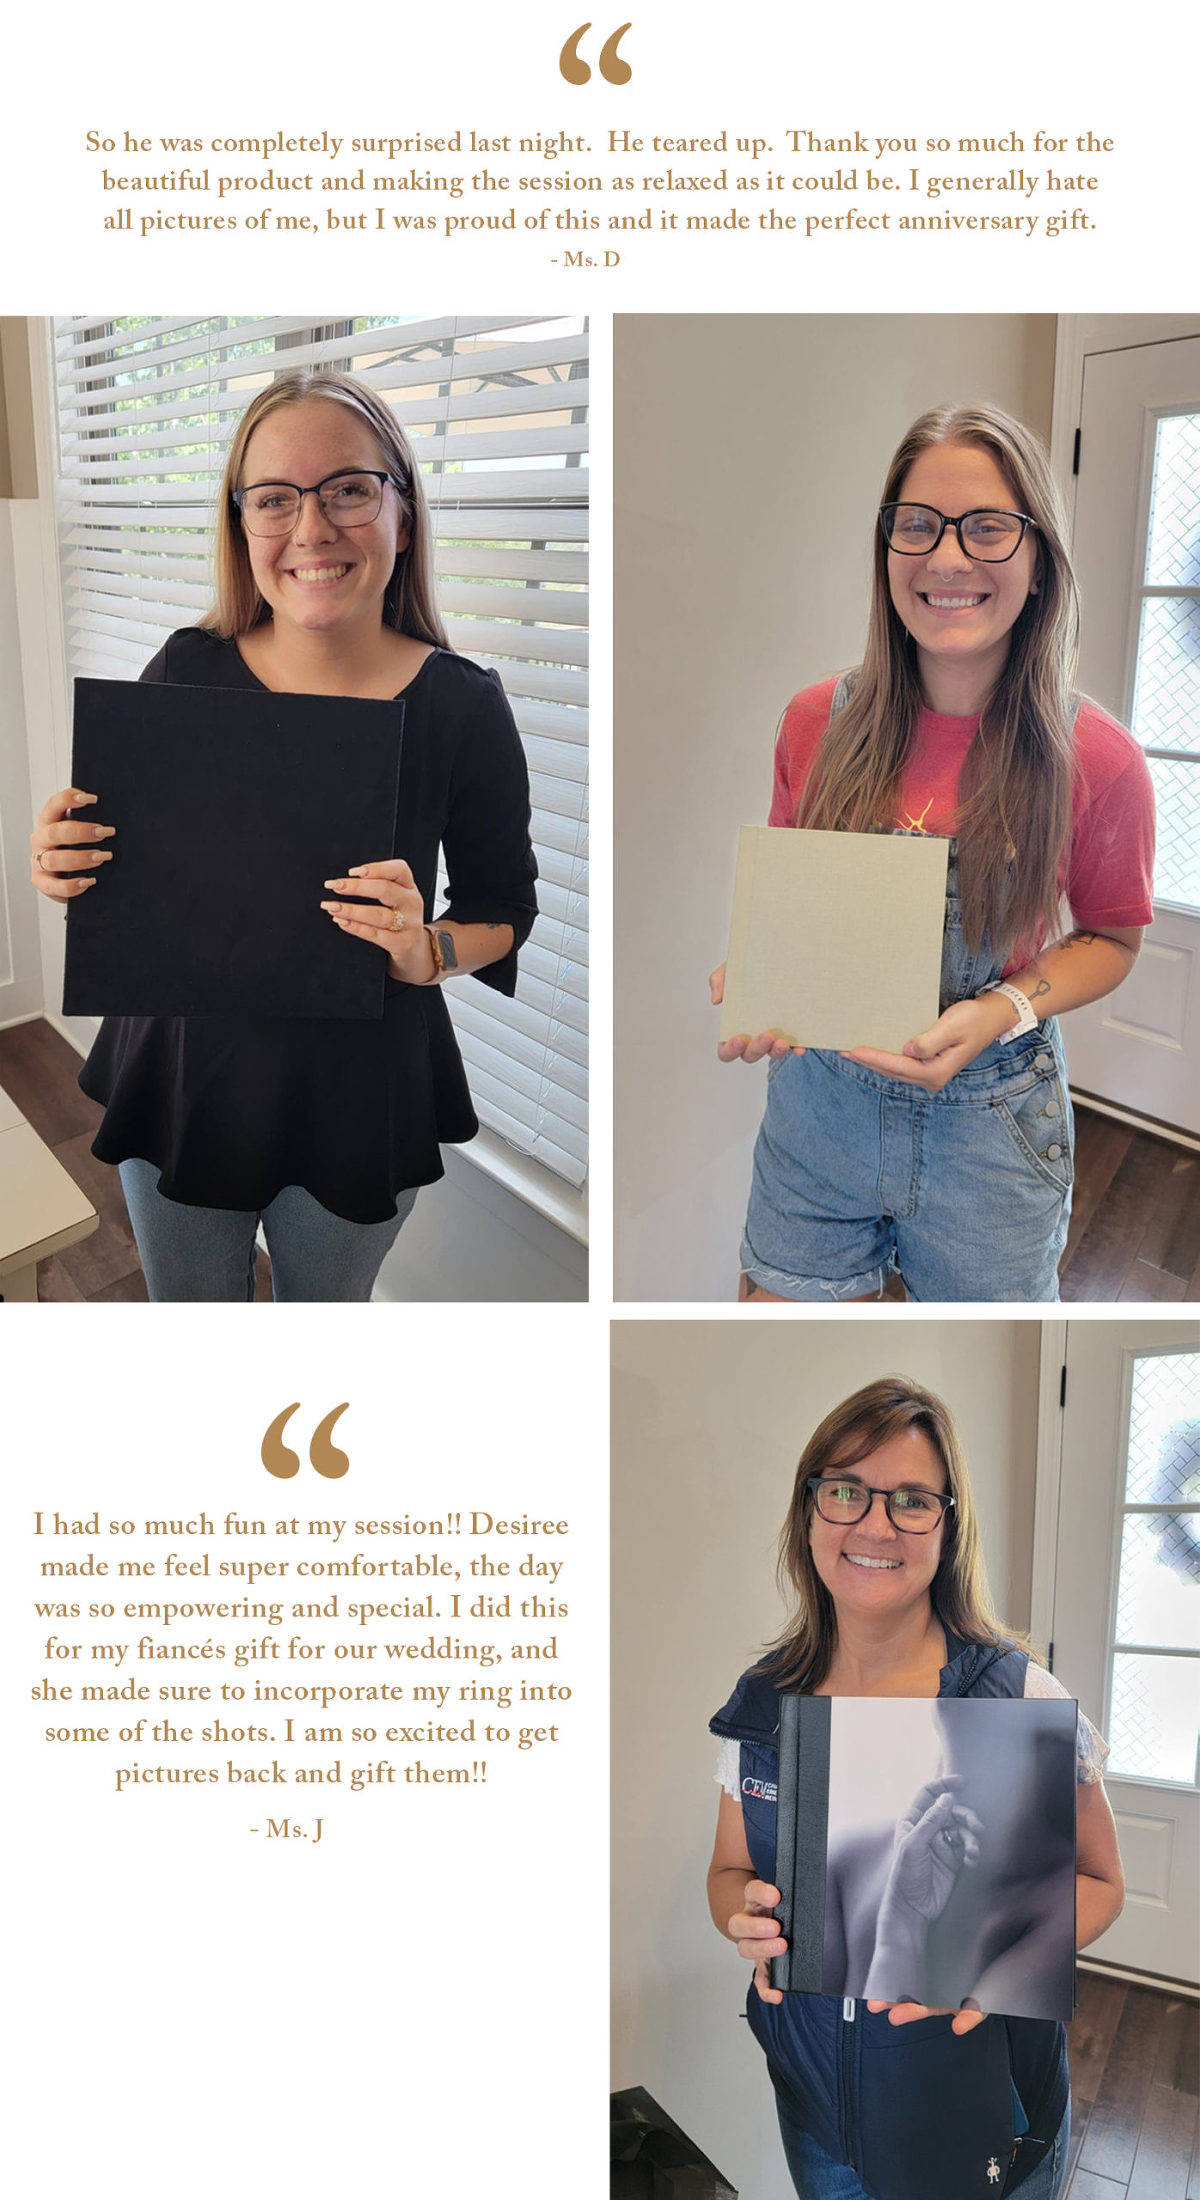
{"left": 799, "top": 404, "right": 1079, "bottom": 958}
{"left": 202, "top": 368, "right": 449, "bottom": 647}
{"left": 766, "top": 1375, "right": 1034, "bottom": 1693}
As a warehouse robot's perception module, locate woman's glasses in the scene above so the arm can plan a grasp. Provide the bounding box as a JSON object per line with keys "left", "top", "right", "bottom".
{"left": 233, "top": 469, "right": 401, "bottom": 537}
{"left": 807, "top": 1474, "right": 955, "bottom": 1533}
{"left": 880, "top": 503, "right": 1035, "bottom": 563}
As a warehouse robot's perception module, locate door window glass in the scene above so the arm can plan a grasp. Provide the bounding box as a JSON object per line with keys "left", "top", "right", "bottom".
{"left": 1106, "top": 1351, "right": 1200, "bottom": 1785}
{"left": 1131, "top": 413, "right": 1200, "bottom": 910}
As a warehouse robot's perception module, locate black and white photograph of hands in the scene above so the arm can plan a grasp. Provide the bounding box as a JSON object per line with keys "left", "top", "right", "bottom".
{"left": 822, "top": 1696, "right": 1078, "bottom": 2022}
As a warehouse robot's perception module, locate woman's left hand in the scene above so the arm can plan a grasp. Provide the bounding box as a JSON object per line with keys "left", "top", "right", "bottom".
{"left": 321, "top": 860, "right": 433, "bottom": 983}
{"left": 841, "top": 994, "right": 1014, "bottom": 1092}
{"left": 867, "top": 1999, "right": 988, "bottom": 2036}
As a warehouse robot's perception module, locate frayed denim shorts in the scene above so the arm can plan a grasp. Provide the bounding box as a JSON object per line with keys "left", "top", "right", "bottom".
{"left": 740, "top": 1019, "right": 1073, "bottom": 1303}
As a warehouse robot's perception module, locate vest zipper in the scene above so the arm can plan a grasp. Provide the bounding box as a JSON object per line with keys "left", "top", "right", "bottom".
{"left": 841, "top": 1999, "right": 859, "bottom": 2172}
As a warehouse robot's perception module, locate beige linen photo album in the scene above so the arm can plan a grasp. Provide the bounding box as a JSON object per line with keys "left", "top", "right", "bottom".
{"left": 720, "top": 827, "right": 950, "bottom": 1055}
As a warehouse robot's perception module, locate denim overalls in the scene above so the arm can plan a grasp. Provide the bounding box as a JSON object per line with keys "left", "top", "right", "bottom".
{"left": 740, "top": 831, "right": 1075, "bottom": 1304}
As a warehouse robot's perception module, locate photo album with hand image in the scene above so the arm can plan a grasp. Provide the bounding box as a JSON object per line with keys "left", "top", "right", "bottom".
{"left": 772, "top": 1693, "right": 1078, "bottom": 2023}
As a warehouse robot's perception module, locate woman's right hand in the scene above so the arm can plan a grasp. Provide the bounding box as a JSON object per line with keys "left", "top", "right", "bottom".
{"left": 30, "top": 790, "right": 114, "bottom": 901}
{"left": 728, "top": 1878, "right": 787, "bottom": 2004}
{"left": 709, "top": 964, "right": 804, "bottom": 1065}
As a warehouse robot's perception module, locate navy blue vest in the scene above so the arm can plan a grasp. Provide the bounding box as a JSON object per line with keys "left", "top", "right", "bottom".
{"left": 709, "top": 1632, "right": 1070, "bottom": 2200}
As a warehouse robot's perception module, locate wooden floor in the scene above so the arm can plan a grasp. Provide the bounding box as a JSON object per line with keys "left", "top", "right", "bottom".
{"left": 0, "top": 1018, "right": 273, "bottom": 1301}
{"left": 1060, "top": 1108, "right": 1200, "bottom": 1302}
{"left": 1064, "top": 1973, "right": 1198, "bottom": 2199}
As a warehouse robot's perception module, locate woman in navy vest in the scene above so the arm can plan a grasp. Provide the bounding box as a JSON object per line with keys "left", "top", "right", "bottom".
{"left": 708, "top": 1376, "right": 1125, "bottom": 2200}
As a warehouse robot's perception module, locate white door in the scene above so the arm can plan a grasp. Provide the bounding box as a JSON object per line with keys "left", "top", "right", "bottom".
{"left": 1064, "top": 335, "right": 1200, "bottom": 1135}
{"left": 1040, "top": 1321, "right": 1199, "bottom": 1982}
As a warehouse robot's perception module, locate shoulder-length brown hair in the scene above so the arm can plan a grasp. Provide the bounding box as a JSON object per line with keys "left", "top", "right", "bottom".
{"left": 765, "top": 1375, "right": 1033, "bottom": 1693}
{"left": 202, "top": 368, "right": 449, "bottom": 648}
{"left": 799, "top": 403, "right": 1080, "bottom": 958}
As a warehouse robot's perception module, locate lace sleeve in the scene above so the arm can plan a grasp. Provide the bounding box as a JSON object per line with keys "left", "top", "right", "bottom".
{"left": 1024, "top": 1659, "right": 1111, "bottom": 1784}
{"left": 714, "top": 1736, "right": 741, "bottom": 1800}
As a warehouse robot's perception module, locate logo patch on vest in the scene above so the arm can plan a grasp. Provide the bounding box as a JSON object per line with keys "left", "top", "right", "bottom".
{"left": 986, "top": 2159, "right": 1001, "bottom": 2186}
{"left": 742, "top": 1775, "right": 777, "bottom": 1802}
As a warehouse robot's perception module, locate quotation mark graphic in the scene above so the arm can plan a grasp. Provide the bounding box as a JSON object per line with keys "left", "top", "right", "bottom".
{"left": 261, "top": 1402, "right": 350, "bottom": 1479}
{"left": 559, "top": 21, "right": 632, "bottom": 83}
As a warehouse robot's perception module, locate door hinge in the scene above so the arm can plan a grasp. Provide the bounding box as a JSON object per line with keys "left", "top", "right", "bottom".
{"left": 1072, "top": 428, "right": 1081, "bottom": 475}
{"left": 1059, "top": 1363, "right": 1067, "bottom": 1408}
{"left": 1047, "top": 1641, "right": 1055, "bottom": 1673}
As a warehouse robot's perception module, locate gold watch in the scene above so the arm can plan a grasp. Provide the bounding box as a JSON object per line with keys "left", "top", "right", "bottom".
{"left": 425, "top": 925, "right": 458, "bottom": 979}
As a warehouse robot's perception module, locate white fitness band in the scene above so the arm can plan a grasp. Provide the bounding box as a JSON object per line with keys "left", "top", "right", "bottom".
{"left": 978, "top": 981, "right": 1039, "bottom": 1044}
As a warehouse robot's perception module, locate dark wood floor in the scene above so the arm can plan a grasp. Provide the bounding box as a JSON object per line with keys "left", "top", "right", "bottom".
{"left": 1060, "top": 1108, "right": 1200, "bottom": 1302}
{"left": 1064, "top": 1973, "right": 1198, "bottom": 2199}
{"left": 0, "top": 1018, "right": 273, "bottom": 1301}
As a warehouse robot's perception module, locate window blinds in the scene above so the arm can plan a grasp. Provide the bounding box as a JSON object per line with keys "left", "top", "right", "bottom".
{"left": 50, "top": 315, "right": 589, "bottom": 1191}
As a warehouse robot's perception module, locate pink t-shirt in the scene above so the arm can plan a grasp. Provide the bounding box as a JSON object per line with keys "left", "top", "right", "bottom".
{"left": 769, "top": 677, "right": 1156, "bottom": 969}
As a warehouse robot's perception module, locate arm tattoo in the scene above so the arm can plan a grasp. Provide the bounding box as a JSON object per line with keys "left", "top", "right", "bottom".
{"left": 1065, "top": 930, "right": 1098, "bottom": 948}
{"left": 1029, "top": 978, "right": 1051, "bottom": 1000}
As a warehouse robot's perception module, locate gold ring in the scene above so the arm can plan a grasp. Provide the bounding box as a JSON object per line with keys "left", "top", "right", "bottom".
{"left": 390, "top": 909, "right": 406, "bottom": 932}
{"left": 35, "top": 849, "right": 48, "bottom": 872}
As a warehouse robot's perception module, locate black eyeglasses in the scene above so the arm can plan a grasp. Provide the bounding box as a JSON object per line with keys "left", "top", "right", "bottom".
{"left": 880, "top": 503, "right": 1036, "bottom": 563}
{"left": 807, "top": 1474, "right": 955, "bottom": 1534}
{"left": 233, "top": 469, "right": 403, "bottom": 537}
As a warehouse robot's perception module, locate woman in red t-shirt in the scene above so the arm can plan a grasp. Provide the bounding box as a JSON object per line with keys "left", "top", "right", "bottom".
{"left": 710, "top": 402, "right": 1155, "bottom": 1302}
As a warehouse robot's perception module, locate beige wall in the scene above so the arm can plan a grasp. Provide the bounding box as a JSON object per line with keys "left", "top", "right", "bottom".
{"left": 611, "top": 1317, "right": 1043, "bottom": 2197}
{"left": 614, "top": 315, "right": 1057, "bottom": 1300}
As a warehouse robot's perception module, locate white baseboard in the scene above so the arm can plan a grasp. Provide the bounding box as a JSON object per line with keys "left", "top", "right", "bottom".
{"left": 1077, "top": 1954, "right": 1199, "bottom": 1999}
{"left": 1071, "top": 1088, "right": 1200, "bottom": 1155}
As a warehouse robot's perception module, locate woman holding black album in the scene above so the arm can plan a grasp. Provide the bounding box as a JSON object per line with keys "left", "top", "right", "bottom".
{"left": 707, "top": 1376, "right": 1125, "bottom": 2200}
{"left": 30, "top": 369, "right": 537, "bottom": 1302}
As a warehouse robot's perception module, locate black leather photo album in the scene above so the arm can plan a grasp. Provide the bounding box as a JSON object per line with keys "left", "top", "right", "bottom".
{"left": 63, "top": 677, "right": 405, "bottom": 1019}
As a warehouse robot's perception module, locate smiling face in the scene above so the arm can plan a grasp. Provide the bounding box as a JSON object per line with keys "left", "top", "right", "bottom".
{"left": 237, "top": 397, "right": 408, "bottom": 642}
{"left": 808, "top": 1426, "right": 949, "bottom": 1623}
{"left": 887, "top": 440, "right": 1038, "bottom": 708}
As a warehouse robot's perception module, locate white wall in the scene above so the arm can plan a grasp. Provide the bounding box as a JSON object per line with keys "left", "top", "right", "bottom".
{"left": 614, "top": 315, "right": 1057, "bottom": 1301}
{"left": 611, "top": 1317, "right": 1043, "bottom": 2198}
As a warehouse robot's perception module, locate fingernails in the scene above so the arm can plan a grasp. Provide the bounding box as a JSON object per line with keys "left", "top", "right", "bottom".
{"left": 90, "top": 850, "right": 111, "bottom": 864}
{"left": 70, "top": 792, "right": 97, "bottom": 805}
{"left": 323, "top": 880, "right": 341, "bottom": 890}
{"left": 93, "top": 825, "right": 115, "bottom": 839}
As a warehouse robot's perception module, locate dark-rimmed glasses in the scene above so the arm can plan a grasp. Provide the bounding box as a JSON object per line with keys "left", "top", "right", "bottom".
{"left": 807, "top": 1474, "right": 955, "bottom": 1534}
{"left": 880, "top": 503, "right": 1035, "bottom": 563}
{"left": 233, "top": 469, "right": 401, "bottom": 537}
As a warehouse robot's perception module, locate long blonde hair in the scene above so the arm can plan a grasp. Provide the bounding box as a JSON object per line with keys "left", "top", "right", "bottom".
{"left": 766, "top": 1375, "right": 1035, "bottom": 1693}
{"left": 799, "top": 404, "right": 1079, "bottom": 957}
{"left": 203, "top": 368, "right": 449, "bottom": 647}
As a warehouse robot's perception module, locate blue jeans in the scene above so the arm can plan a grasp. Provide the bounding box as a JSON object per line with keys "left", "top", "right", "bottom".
{"left": 119, "top": 1159, "right": 416, "bottom": 1303}
{"left": 741, "top": 1020, "right": 1073, "bottom": 1302}
{"left": 777, "top": 2099, "right": 1070, "bottom": 2200}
